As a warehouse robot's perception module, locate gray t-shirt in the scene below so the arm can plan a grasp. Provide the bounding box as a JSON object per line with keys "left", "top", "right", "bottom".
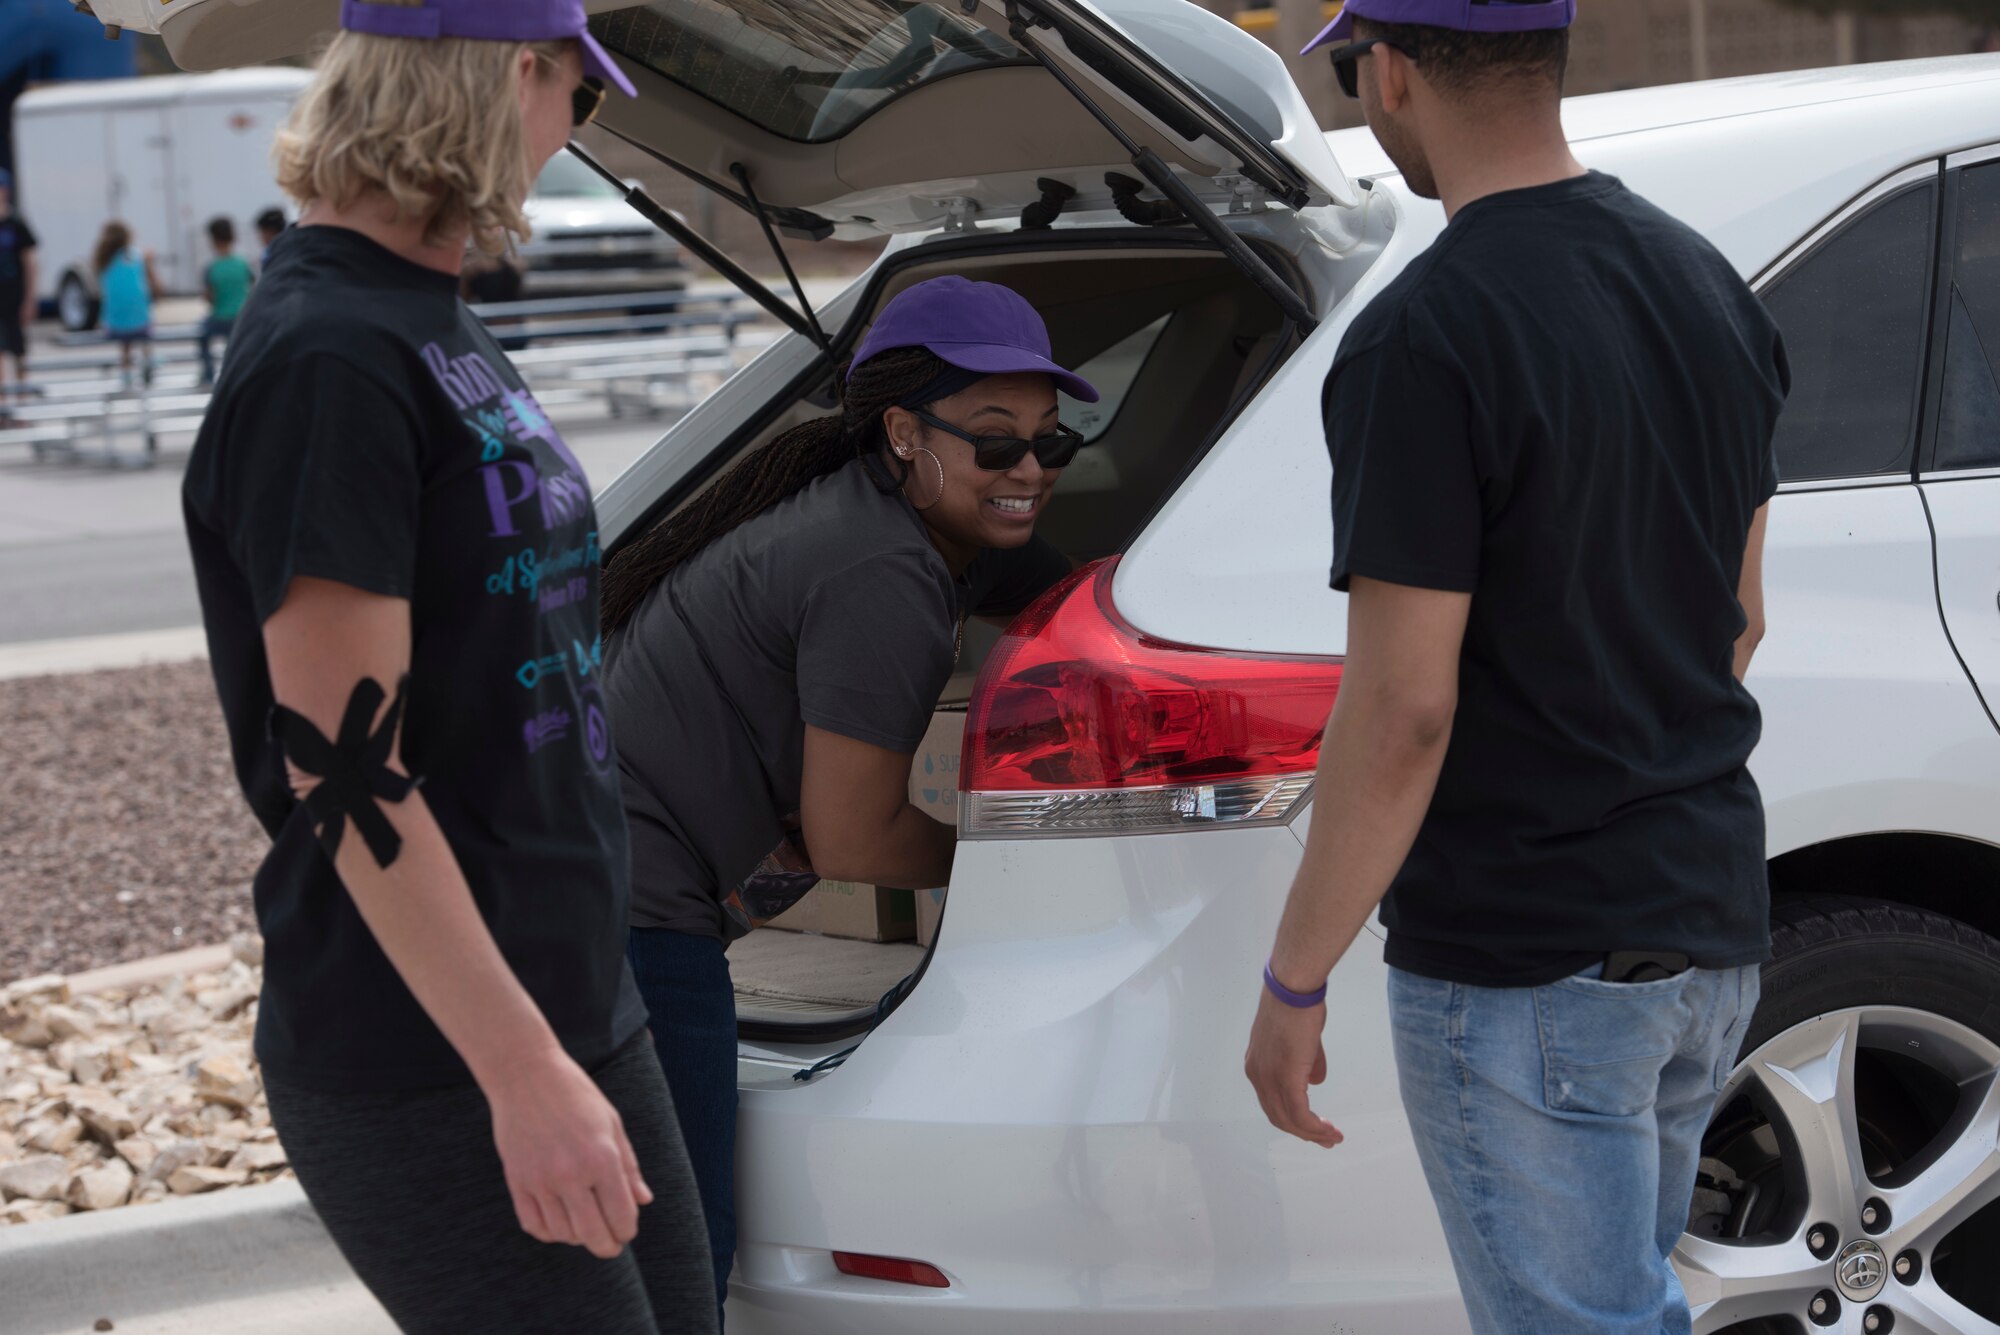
{"left": 604, "top": 456, "right": 1070, "bottom": 938}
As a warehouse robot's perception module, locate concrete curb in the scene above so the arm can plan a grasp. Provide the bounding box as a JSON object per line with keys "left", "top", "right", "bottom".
{"left": 0, "top": 628, "right": 207, "bottom": 683}
{"left": 63, "top": 945, "right": 236, "bottom": 998}
{"left": 0, "top": 1182, "right": 357, "bottom": 1335}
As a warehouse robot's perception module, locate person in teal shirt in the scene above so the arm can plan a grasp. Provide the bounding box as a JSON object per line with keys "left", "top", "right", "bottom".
{"left": 93, "top": 221, "right": 155, "bottom": 389}
{"left": 199, "top": 216, "right": 255, "bottom": 386}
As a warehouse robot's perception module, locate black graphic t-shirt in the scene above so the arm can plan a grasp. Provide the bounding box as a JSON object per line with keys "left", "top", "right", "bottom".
{"left": 604, "top": 458, "right": 1070, "bottom": 941}
{"left": 1323, "top": 172, "right": 1788, "bottom": 987}
{"left": 183, "top": 225, "right": 647, "bottom": 1091}
{"left": 0, "top": 215, "right": 36, "bottom": 312}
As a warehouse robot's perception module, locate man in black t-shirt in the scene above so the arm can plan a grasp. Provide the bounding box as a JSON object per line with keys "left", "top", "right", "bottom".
{"left": 1243, "top": 3, "right": 1788, "bottom": 1331}
{"left": 0, "top": 169, "right": 38, "bottom": 412}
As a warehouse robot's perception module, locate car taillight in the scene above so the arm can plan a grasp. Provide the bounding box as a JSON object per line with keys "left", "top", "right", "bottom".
{"left": 962, "top": 557, "right": 1341, "bottom": 836}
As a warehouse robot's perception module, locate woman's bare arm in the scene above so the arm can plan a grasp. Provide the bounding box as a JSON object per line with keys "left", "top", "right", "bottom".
{"left": 263, "top": 575, "right": 650, "bottom": 1258}
{"left": 800, "top": 725, "right": 955, "bottom": 888}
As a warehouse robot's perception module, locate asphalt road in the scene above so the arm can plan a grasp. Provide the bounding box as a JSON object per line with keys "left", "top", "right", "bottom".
{"left": 0, "top": 409, "right": 676, "bottom": 646}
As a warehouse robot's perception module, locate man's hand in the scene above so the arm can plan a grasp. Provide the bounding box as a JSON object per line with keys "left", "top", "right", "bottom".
{"left": 1244, "top": 988, "right": 1343, "bottom": 1148}
{"left": 488, "top": 1047, "right": 654, "bottom": 1259}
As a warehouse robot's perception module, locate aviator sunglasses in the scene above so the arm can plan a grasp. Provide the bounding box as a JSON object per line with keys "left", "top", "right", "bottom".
{"left": 572, "top": 76, "right": 606, "bottom": 127}
{"left": 908, "top": 408, "right": 1087, "bottom": 472}
{"left": 1326, "top": 37, "right": 1420, "bottom": 99}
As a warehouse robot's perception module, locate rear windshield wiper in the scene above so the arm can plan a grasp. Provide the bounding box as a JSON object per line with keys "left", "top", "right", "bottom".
{"left": 564, "top": 138, "right": 828, "bottom": 348}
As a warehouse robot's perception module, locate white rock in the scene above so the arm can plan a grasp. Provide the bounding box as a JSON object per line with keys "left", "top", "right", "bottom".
{"left": 195, "top": 987, "right": 255, "bottom": 1021}
{"left": 1, "top": 1199, "right": 73, "bottom": 1224}
{"left": 227, "top": 1142, "right": 288, "bottom": 1173}
{"left": 167, "top": 1165, "right": 246, "bottom": 1195}
{"left": 66, "top": 1158, "right": 134, "bottom": 1211}
{"left": 113, "top": 1137, "right": 159, "bottom": 1173}
{"left": 23, "top": 1116, "right": 83, "bottom": 1154}
{"left": 191, "top": 1053, "right": 257, "bottom": 1109}
{"left": 140, "top": 1139, "right": 203, "bottom": 1187}
{"left": 39, "top": 1006, "right": 95, "bottom": 1042}
{"left": 2, "top": 976, "right": 68, "bottom": 1008}
{"left": 0, "top": 1155, "right": 71, "bottom": 1202}
{"left": 1, "top": 1011, "right": 54, "bottom": 1050}
{"left": 229, "top": 934, "right": 265, "bottom": 968}
{"left": 71, "top": 1091, "right": 139, "bottom": 1144}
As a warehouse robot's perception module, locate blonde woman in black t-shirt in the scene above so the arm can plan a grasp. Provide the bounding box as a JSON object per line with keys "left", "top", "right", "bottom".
{"left": 179, "top": 3, "right": 714, "bottom": 1331}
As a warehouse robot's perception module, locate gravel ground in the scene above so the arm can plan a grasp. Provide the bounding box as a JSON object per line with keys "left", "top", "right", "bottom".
{"left": 0, "top": 661, "right": 265, "bottom": 983}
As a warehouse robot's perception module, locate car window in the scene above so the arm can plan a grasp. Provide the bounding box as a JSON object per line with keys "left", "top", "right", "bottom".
{"left": 592, "top": 1, "right": 1034, "bottom": 145}
{"left": 1061, "top": 316, "right": 1169, "bottom": 444}
{"left": 1936, "top": 162, "right": 2000, "bottom": 471}
{"left": 1762, "top": 181, "right": 1936, "bottom": 482}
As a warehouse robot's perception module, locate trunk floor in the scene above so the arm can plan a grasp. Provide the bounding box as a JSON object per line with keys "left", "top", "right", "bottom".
{"left": 729, "top": 929, "right": 927, "bottom": 1018}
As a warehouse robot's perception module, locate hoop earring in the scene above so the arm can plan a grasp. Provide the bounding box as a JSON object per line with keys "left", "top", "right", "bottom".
{"left": 910, "top": 446, "right": 945, "bottom": 511}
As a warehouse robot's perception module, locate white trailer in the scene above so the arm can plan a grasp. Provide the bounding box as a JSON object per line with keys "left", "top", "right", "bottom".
{"left": 14, "top": 68, "right": 312, "bottom": 329}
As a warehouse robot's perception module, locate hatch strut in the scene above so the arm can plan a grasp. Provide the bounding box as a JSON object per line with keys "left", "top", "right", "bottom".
{"left": 1001, "top": 3, "right": 1317, "bottom": 332}
{"left": 732, "top": 163, "right": 834, "bottom": 358}
{"left": 564, "top": 138, "right": 823, "bottom": 346}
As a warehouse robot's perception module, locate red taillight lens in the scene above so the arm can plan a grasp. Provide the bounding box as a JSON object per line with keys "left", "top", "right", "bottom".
{"left": 832, "top": 1251, "right": 951, "bottom": 1288}
{"left": 962, "top": 557, "right": 1341, "bottom": 834}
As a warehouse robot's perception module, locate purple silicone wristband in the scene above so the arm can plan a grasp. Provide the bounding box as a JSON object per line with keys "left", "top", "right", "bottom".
{"left": 1263, "top": 959, "right": 1328, "bottom": 1008}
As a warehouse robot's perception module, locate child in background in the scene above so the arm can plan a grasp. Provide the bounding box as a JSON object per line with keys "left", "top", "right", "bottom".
{"left": 254, "top": 208, "right": 286, "bottom": 268}
{"left": 198, "top": 217, "right": 254, "bottom": 386}
{"left": 0, "top": 168, "right": 37, "bottom": 418}
{"left": 94, "top": 222, "right": 155, "bottom": 389}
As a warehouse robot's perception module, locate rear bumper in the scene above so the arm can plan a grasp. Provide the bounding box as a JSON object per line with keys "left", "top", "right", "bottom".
{"left": 727, "top": 825, "right": 1463, "bottom": 1334}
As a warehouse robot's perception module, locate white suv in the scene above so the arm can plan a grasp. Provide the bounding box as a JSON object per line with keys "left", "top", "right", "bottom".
{"left": 109, "top": 1, "right": 2000, "bottom": 1330}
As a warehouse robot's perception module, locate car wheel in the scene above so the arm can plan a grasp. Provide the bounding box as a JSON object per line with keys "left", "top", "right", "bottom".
{"left": 1676, "top": 896, "right": 2000, "bottom": 1334}
{"left": 56, "top": 272, "right": 98, "bottom": 332}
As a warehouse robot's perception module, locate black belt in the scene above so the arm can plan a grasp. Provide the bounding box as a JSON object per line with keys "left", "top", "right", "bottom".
{"left": 1602, "top": 951, "right": 1692, "bottom": 984}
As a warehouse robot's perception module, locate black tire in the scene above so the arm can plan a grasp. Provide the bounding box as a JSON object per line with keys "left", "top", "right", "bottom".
{"left": 1747, "top": 895, "right": 2000, "bottom": 1058}
{"left": 1698, "top": 895, "right": 2000, "bottom": 1332}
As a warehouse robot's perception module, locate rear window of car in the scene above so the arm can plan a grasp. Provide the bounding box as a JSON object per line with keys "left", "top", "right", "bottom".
{"left": 592, "top": 0, "right": 1035, "bottom": 145}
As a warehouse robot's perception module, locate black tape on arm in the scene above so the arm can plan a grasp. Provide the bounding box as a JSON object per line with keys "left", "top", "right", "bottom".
{"left": 270, "top": 675, "right": 421, "bottom": 868}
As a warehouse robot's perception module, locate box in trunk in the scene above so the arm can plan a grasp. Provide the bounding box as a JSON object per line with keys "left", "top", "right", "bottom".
{"left": 906, "top": 707, "right": 964, "bottom": 947}
{"left": 765, "top": 881, "right": 916, "bottom": 942}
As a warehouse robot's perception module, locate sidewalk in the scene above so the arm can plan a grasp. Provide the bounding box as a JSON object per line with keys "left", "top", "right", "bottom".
{"left": 0, "top": 1180, "right": 391, "bottom": 1335}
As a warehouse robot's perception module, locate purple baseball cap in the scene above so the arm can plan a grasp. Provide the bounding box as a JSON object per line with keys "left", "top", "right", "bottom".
{"left": 340, "top": 0, "right": 636, "bottom": 97}
{"left": 852, "top": 276, "right": 1099, "bottom": 403}
{"left": 1302, "top": 0, "right": 1575, "bottom": 54}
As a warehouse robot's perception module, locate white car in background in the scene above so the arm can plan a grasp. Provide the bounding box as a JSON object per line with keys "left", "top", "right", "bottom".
{"left": 518, "top": 148, "right": 686, "bottom": 292}
{"left": 101, "top": 1, "right": 2000, "bottom": 1331}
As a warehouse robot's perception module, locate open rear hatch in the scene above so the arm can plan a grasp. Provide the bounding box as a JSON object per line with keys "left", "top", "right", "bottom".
{"left": 583, "top": 0, "right": 1354, "bottom": 238}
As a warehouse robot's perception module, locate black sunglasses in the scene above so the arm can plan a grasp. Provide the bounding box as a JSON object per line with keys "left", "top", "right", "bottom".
{"left": 571, "top": 76, "right": 606, "bottom": 128}
{"left": 909, "top": 408, "right": 1086, "bottom": 472}
{"left": 1326, "top": 38, "right": 1419, "bottom": 99}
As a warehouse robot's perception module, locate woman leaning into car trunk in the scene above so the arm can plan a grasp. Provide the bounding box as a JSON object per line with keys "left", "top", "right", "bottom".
{"left": 179, "top": 1, "right": 716, "bottom": 1330}
{"left": 599, "top": 275, "right": 1098, "bottom": 1313}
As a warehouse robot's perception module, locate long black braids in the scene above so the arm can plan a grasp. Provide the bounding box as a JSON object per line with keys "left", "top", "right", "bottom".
{"left": 600, "top": 346, "right": 951, "bottom": 634}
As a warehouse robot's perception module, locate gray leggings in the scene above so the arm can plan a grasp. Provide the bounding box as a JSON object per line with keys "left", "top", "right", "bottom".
{"left": 264, "top": 1032, "right": 719, "bottom": 1335}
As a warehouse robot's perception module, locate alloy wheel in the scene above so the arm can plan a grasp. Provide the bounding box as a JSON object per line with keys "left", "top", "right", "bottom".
{"left": 1677, "top": 1007, "right": 2000, "bottom": 1334}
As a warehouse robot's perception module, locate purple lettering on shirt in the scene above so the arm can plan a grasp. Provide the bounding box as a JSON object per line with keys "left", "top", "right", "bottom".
{"left": 481, "top": 461, "right": 540, "bottom": 538}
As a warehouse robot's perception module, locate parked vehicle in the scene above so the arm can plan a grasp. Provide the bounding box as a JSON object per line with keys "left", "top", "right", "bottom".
{"left": 97, "top": 1, "right": 2000, "bottom": 1332}
{"left": 519, "top": 149, "right": 685, "bottom": 293}
{"left": 13, "top": 68, "right": 311, "bottom": 330}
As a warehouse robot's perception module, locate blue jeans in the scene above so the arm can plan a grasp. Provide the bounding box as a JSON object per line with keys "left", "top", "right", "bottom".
{"left": 626, "top": 928, "right": 738, "bottom": 1324}
{"left": 197, "top": 316, "right": 234, "bottom": 384}
{"left": 1389, "top": 962, "right": 1760, "bottom": 1335}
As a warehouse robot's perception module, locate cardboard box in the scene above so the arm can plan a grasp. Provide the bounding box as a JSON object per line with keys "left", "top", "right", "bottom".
{"left": 765, "top": 880, "right": 916, "bottom": 942}
{"left": 909, "top": 707, "right": 966, "bottom": 824}
{"left": 907, "top": 708, "right": 964, "bottom": 947}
